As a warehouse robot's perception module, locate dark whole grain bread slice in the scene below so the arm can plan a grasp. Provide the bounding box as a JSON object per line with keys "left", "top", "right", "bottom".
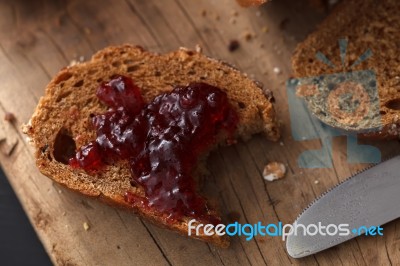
{"left": 292, "top": 0, "right": 400, "bottom": 138}
{"left": 23, "top": 44, "right": 279, "bottom": 247}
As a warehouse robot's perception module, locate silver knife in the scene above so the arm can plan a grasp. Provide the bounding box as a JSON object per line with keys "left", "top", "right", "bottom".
{"left": 286, "top": 155, "right": 400, "bottom": 258}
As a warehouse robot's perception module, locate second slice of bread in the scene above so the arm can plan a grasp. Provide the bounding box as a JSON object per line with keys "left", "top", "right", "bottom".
{"left": 292, "top": 0, "right": 400, "bottom": 139}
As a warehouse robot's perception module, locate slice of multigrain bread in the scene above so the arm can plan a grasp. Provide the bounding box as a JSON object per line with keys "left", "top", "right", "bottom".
{"left": 292, "top": 0, "right": 400, "bottom": 138}
{"left": 23, "top": 44, "right": 279, "bottom": 247}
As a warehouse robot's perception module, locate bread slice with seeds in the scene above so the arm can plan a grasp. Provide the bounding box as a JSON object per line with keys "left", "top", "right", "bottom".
{"left": 23, "top": 44, "right": 279, "bottom": 247}
{"left": 292, "top": 0, "right": 400, "bottom": 138}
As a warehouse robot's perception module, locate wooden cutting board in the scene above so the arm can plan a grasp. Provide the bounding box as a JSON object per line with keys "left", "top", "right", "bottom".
{"left": 1, "top": 0, "right": 399, "bottom": 265}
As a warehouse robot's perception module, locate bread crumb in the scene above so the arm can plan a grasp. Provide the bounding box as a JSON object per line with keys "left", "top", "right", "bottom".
{"left": 4, "top": 112, "right": 15, "bottom": 123}
{"left": 58, "top": 189, "right": 62, "bottom": 194}
{"left": 279, "top": 141, "right": 284, "bottom": 146}
{"left": 243, "top": 32, "right": 254, "bottom": 41}
{"left": 83, "top": 222, "right": 90, "bottom": 231}
{"left": 195, "top": 44, "right": 202, "bottom": 53}
{"left": 273, "top": 67, "right": 281, "bottom": 75}
{"left": 25, "top": 136, "right": 33, "bottom": 144}
{"left": 314, "top": 180, "right": 320, "bottom": 184}
{"left": 228, "top": 40, "right": 240, "bottom": 52}
{"left": 263, "top": 162, "right": 286, "bottom": 181}
{"left": 69, "top": 59, "right": 78, "bottom": 67}
{"left": 261, "top": 26, "right": 269, "bottom": 33}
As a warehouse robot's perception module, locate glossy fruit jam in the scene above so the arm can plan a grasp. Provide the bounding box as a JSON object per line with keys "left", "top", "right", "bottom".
{"left": 69, "top": 75, "right": 238, "bottom": 223}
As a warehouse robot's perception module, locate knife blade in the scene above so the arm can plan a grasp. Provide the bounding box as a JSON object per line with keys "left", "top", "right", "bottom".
{"left": 286, "top": 155, "right": 400, "bottom": 258}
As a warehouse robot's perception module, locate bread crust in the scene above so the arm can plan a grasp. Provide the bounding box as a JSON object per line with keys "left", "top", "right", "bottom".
{"left": 23, "top": 44, "right": 279, "bottom": 247}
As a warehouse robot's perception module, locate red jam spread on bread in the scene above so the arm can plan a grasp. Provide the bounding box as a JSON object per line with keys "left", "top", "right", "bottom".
{"left": 69, "top": 75, "right": 238, "bottom": 223}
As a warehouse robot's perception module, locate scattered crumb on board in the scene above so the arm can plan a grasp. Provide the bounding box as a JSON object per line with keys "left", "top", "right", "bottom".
{"left": 273, "top": 67, "right": 281, "bottom": 75}
{"left": 263, "top": 162, "right": 286, "bottom": 181}
{"left": 242, "top": 31, "right": 255, "bottom": 41}
{"left": 228, "top": 40, "right": 240, "bottom": 52}
{"left": 83, "top": 222, "right": 90, "bottom": 231}
{"left": 4, "top": 112, "right": 15, "bottom": 123}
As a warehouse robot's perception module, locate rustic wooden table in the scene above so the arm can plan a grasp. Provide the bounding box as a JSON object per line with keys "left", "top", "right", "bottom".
{"left": 1, "top": 0, "right": 399, "bottom": 265}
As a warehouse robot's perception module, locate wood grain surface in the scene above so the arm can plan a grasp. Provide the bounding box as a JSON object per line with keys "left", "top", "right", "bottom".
{"left": 1, "top": 0, "right": 399, "bottom": 265}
